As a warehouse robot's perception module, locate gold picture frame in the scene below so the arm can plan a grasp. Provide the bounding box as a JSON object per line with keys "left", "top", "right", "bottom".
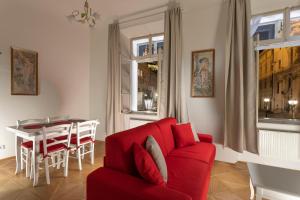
{"left": 191, "top": 49, "right": 215, "bottom": 97}
{"left": 11, "top": 47, "right": 38, "bottom": 95}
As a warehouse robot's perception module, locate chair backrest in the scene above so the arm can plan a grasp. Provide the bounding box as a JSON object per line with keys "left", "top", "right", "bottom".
{"left": 47, "top": 115, "right": 70, "bottom": 123}
{"left": 75, "top": 120, "right": 99, "bottom": 146}
{"left": 42, "top": 124, "right": 72, "bottom": 156}
{"left": 16, "top": 118, "right": 47, "bottom": 127}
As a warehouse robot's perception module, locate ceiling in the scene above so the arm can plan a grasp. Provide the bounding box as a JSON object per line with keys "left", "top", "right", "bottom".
{"left": 58, "top": 0, "right": 224, "bottom": 21}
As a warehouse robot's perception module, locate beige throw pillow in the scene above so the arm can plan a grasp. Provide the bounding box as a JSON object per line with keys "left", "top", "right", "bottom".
{"left": 191, "top": 124, "right": 200, "bottom": 142}
{"left": 145, "top": 136, "right": 168, "bottom": 183}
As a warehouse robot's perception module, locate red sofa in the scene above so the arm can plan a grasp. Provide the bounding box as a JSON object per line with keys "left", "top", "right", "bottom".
{"left": 87, "top": 118, "right": 216, "bottom": 200}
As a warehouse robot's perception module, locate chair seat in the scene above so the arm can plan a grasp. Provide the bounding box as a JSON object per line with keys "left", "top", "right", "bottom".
{"left": 21, "top": 139, "right": 54, "bottom": 149}
{"left": 40, "top": 143, "right": 67, "bottom": 155}
{"left": 71, "top": 136, "right": 93, "bottom": 145}
{"left": 54, "top": 134, "right": 76, "bottom": 141}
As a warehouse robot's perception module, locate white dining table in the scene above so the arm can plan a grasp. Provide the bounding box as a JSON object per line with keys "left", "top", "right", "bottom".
{"left": 6, "top": 119, "right": 86, "bottom": 186}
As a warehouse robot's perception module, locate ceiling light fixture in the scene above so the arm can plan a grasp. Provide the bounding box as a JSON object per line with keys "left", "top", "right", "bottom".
{"left": 68, "top": 0, "right": 100, "bottom": 27}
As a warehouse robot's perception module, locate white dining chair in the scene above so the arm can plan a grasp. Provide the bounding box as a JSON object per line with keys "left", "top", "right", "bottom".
{"left": 47, "top": 115, "right": 70, "bottom": 123}
{"left": 70, "top": 120, "right": 99, "bottom": 170}
{"left": 38, "top": 124, "right": 72, "bottom": 184}
{"left": 16, "top": 118, "right": 47, "bottom": 178}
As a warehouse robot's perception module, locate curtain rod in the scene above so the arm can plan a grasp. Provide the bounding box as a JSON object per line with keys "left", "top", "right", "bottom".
{"left": 118, "top": 4, "right": 168, "bottom": 23}
{"left": 117, "top": 1, "right": 181, "bottom": 26}
{"left": 118, "top": 11, "right": 165, "bottom": 26}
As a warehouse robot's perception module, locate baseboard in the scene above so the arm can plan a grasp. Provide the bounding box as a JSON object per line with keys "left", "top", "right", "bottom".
{"left": 0, "top": 156, "right": 15, "bottom": 161}
{"left": 214, "top": 143, "right": 240, "bottom": 163}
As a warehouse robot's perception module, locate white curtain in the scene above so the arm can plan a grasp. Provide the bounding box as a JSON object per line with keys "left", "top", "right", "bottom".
{"left": 224, "top": 0, "right": 258, "bottom": 154}
{"left": 159, "top": 5, "right": 188, "bottom": 123}
{"left": 106, "top": 23, "right": 122, "bottom": 135}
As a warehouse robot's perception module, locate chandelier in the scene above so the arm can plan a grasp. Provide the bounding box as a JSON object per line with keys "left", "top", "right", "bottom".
{"left": 69, "top": 0, "right": 100, "bottom": 27}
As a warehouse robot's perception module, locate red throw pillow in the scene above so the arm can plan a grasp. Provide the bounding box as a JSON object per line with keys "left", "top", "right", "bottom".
{"left": 133, "top": 143, "right": 165, "bottom": 185}
{"left": 171, "top": 123, "right": 196, "bottom": 148}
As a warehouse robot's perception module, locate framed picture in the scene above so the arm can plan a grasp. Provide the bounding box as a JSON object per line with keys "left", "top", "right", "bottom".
{"left": 11, "top": 47, "right": 38, "bottom": 95}
{"left": 191, "top": 49, "right": 215, "bottom": 97}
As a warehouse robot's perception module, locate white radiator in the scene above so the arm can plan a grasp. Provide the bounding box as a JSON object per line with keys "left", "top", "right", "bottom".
{"left": 259, "top": 130, "right": 300, "bottom": 161}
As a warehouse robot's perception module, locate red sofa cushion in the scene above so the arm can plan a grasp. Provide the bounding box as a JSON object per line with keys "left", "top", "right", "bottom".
{"left": 171, "top": 123, "right": 196, "bottom": 148}
{"left": 105, "top": 123, "right": 167, "bottom": 175}
{"left": 166, "top": 156, "right": 211, "bottom": 200}
{"left": 154, "top": 118, "right": 177, "bottom": 155}
{"left": 168, "top": 142, "right": 216, "bottom": 165}
{"left": 133, "top": 143, "right": 165, "bottom": 185}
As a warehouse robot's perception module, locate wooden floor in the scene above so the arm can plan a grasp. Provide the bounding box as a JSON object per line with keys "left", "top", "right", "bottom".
{"left": 0, "top": 141, "right": 256, "bottom": 200}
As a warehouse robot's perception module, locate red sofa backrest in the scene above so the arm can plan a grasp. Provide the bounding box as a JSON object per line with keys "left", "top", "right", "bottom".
{"left": 104, "top": 117, "right": 177, "bottom": 175}
{"left": 154, "top": 117, "right": 177, "bottom": 154}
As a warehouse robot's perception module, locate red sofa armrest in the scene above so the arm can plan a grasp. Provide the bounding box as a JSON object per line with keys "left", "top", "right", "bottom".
{"left": 87, "top": 167, "right": 192, "bottom": 200}
{"left": 197, "top": 133, "right": 213, "bottom": 143}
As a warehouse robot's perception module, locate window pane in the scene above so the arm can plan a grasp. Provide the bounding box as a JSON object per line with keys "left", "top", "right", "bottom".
{"left": 152, "top": 35, "right": 164, "bottom": 55}
{"left": 137, "top": 61, "right": 159, "bottom": 112}
{"left": 290, "top": 9, "right": 300, "bottom": 36}
{"left": 132, "top": 38, "right": 149, "bottom": 57}
{"left": 258, "top": 46, "right": 300, "bottom": 120}
{"left": 254, "top": 13, "right": 284, "bottom": 41}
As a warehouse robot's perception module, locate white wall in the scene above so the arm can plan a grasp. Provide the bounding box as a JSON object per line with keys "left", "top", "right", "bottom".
{"left": 0, "top": 0, "right": 90, "bottom": 159}
{"left": 182, "top": 1, "right": 226, "bottom": 144}
{"left": 89, "top": 0, "right": 300, "bottom": 143}
{"left": 89, "top": 22, "right": 109, "bottom": 140}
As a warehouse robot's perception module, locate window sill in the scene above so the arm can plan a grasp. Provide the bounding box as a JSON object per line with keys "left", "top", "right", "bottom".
{"left": 258, "top": 118, "right": 300, "bottom": 133}
{"left": 258, "top": 118, "right": 300, "bottom": 125}
{"left": 122, "top": 111, "right": 158, "bottom": 116}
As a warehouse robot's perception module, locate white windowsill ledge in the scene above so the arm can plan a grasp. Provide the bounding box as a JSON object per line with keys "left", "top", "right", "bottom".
{"left": 258, "top": 118, "right": 300, "bottom": 133}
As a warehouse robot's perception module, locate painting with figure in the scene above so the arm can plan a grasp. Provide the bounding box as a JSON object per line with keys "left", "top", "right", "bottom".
{"left": 191, "top": 49, "right": 214, "bottom": 97}
{"left": 11, "top": 47, "right": 38, "bottom": 95}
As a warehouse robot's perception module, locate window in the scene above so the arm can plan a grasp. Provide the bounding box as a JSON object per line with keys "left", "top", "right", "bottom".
{"left": 254, "top": 8, "right": 300, "bottom": 121}
{"left": 253, "top": 13, "right": 284, "bottom": 42}
{"left": 258, "top": 47, "right": 300, "bottom": 120}
{"left": 290, "top": 9, "right": 300, "bottom": 37}
{"left": 130, "top": 34, "right": 164, "bottom": 113}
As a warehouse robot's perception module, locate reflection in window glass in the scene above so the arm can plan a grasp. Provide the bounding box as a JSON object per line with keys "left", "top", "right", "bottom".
{"left": 254, "top": 13, "right": 284, "bottom": 41}
{"left": 290, "top": 9, "right": 300, "bottom": 36}
{"left": 152, "top": 35, "right": 164, "bottom": 55}
{"left": 258, "top": 46, "right": 300, "bottom": 119}
{"left": 132, "top": 38, "right": 149, "bottom": 57}
{"left": 137, "top": 61, "right": 159, "bottom": 112}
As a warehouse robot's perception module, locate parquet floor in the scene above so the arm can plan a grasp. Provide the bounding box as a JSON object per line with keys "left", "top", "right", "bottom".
{"left": 0, "top": 141, "right": 258, "bottom": 200}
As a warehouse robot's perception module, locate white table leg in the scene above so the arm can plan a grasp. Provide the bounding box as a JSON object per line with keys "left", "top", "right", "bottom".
{"left": 33, "top": 139, "right": 40, "bottom": 186}
{"left": 15, "top": 135, "right": 22, "bottom": 174}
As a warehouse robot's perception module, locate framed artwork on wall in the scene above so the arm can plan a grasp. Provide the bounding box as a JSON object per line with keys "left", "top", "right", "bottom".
{"left": 191, "top": 49, "right": 215, "bottom": 97}
{"left": 11, "top": 47, "right": 38, "bottom": 95}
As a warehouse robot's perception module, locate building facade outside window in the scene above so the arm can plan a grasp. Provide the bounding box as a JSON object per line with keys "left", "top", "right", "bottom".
{"left": 254, "top": 7, "right": 300, "bottom": 120}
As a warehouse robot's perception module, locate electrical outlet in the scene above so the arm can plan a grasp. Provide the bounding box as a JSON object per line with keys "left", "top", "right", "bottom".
{"left": 0, "top": 145, "right": 5, "bottom": 150}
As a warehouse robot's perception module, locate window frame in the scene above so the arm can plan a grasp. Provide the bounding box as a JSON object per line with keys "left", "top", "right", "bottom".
{"left": 130, "top": 33, "right": 164, "bottom": 62}
{"left": 254, "top": 7, "right": 300, "bottom": 49}
{"left": 254, "top": 7, "right": 300, "bottom": 125}
{"left": 129, "top": 33, "right": 164, "bottom": 114}
{"left": 253, "top": 9, "right": 286, "bottom": 47}
{"left": 288, "top": 6, "right": 300, "bottom": 41}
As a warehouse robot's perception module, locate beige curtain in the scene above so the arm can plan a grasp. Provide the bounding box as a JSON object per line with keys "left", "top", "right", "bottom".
{"left": 159, "top": 6, "right": 188, "bottom": 123}
{"left": 224, "top": 0, "right": 258, "bottom": 154}
{"left": 106, "top": 23, "right": 122, "bottom": 135}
